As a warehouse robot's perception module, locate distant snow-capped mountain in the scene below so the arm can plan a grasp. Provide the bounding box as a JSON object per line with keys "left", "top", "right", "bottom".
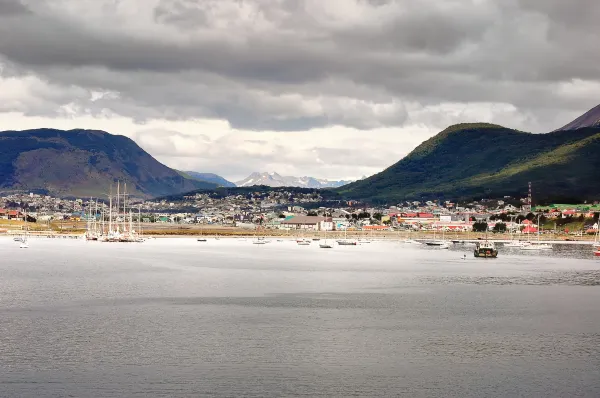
{"left": 235, "top": 172, "right": 353, "bottom": 188}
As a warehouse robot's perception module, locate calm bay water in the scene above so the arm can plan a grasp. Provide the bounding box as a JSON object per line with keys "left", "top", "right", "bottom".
{"left": 1, "top": 238, "right": 599, "bottom": 397}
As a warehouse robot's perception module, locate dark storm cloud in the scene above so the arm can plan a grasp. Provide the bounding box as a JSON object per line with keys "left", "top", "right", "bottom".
{"left": 0, "top": 0, "right": 599, "bottom": 132}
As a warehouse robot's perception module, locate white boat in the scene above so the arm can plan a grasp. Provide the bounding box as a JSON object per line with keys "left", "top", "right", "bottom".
{"left": 426, "top": 224, "right": 450, "bottom": 248}
{"left": 297, "top": 238, "right": 311, "bottom": 246}
{"left": 520, "top": 216, "right": 552, "bottom": 250}
{"left": 520, "top": 242, "right": 553, "bottom": 250}
{"left": 19, "top": 241, "right": 29, "bottom": 249}
{"left": 504, "top": 240, "right": 524, "bottom": 248}
{"left": 402, "top": 239, "right": 421, "bottom": 244}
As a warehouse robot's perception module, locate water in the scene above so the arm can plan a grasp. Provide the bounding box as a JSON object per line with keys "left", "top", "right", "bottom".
{"left": 1, "top": 238, "right": 599, "bottom": 397}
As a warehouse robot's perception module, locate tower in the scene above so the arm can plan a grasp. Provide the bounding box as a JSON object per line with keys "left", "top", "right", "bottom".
{"left": 525, "top": 182, "right": 532, "bottom": 212}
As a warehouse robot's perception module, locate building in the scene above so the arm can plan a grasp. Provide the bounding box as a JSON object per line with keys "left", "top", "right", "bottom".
{"left": 281, "top": 216, "right": 334, "bottom": 231}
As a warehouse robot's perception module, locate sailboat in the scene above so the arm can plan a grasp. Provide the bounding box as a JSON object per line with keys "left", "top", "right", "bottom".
{"left": 425, "top": 224, "right": 449, "bottom": 249}
{"left": 521, "top": 217, "right": 552, "bottom": 250}
{"left": 19, "top": 210, "right": 29, "bottom": 249}
{"left": 337, "top": 227, "right": 357, "bottom": 246}
{"left": 593, "top": 223, "right": 600, "bottom": 256}
{"left": 319, "top": 230, "right": 333, "bottom": 248}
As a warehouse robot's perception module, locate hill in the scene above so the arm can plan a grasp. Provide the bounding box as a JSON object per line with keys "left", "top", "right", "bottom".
{"left": 338, "top": 123, "right": 600, "bottom": 203}
{"left": 236, "top": 171, "right": 352, "bottom": 188}
{"left": 183, "top": 171, "right": 236, "bottom": 187}
{"left": 0, "top": 129, "right": 217, "bottom": 198}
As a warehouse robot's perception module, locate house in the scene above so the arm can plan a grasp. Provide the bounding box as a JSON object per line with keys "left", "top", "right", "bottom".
{"left": 0, "top": 209, "right": 7, "bottom": 220}
{"left": 281, "top": 216, "right": 334, "bottom": 231}
{"left": 7, "top": 210, "right": 22, "bottom": 220}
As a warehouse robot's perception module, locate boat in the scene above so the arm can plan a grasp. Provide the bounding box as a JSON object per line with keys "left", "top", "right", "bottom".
{"left": 403, "top": 239, "right": 421, "bottom": 245}
{"left": 474, "top": 240, "right": 498, "bottom": 258}
{"left": 504, "top": 240, "right": 524, "bottom": 248}
{"left": 520, "top": 216, "right": 552, "bottom": 250}
{"left": 504, "top": 219, "right": 523, "bottom": 247}
{"left": 520, "top": 242, "right": 553, "bottom": 250}
{"left": 337, "top": 228, "right": 358, "bottom": 246}
{"left": 297, "top": 238, "right": 311, "bottom": 246}
{"left": 197, "top": 238, "right": 207, "bottom": 242}
{"left": 19, "top": 240, "right": 29, "bottom": 249}
{"left": 312, "top": 238, "right": 320, "bottom": 241}
{"left": 426, "top": 224, "right": 450, "bottom": 248}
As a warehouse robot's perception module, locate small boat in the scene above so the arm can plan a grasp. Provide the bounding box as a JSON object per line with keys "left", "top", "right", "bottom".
{"left": 197, "top": 238, "right": 207, "bottom": 242}
{"left": 402, "top": 239, "right": 421, "bottom": 245}
{"left": 521, "top": 217, "right": 552, "bottom": 250}
{"left": 504, "top": 240, "right": 524, "bottom": 248}
{"left": 425, "top": 240, "right": 449, "bottom": 247}
{"left": 13, "top": 237, "right": 23, "bottom": 242}
{"left": 337, "top": 239, "right": 358, "bottom": 246}
{"left": 319, "top": 240, "right": 334, "bottom": 249}
{"left": 474, "top": 241, "right": 498, "bottom": 258}
{"left": 19, "top": 242, "right": 29, "bottom": 249}
{"left": 312, "top": 238, "right": 320, "bottom": 241}
{"left": 297, "top": 238, "right": 311, "bottom": 246}
{"left": 520, "top": 242, "right": 553, "bottom": 250}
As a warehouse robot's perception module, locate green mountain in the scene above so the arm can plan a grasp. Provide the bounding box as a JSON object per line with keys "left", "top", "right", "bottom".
{"left": 182, "top": 171, "right": 236, "bottom": 187}
{"left": 0, "top": 128, "right": 218, "bottom": 198}
{"left": 338, "top": 123, "right": 600, "bottom": 203}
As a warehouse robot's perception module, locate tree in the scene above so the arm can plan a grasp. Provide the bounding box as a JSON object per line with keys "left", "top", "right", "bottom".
{"left": 358, "top": 212, "right": 370, "bottom": 219}
{"left": 278, "top": 214, "right": 286, "bottom": 218}
{"left": 525, "top": 212, "right": 535, "bottom": 221}
{"left": 473, "top": 221, "right": 488, "bottom": 232}
{"left": 493, "top": 223, "right": 507, "bottom": 233}
{"left": 373, "top": 212, "right": 383, "bottom": 221}
{"left": 307, "top": 211, "right": 318, "bottom": 216}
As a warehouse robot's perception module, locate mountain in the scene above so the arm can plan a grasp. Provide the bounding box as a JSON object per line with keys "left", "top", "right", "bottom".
{"left": 182, "top": 171, "right": 236, "bottom": 187}
{"left": 554, "top": 104, "right": 600, "bottom": 131}
{"left": 0, "top": 128, "right": 218, "bottom": 198}
{"left": 338, "top": 122, "right": 600, "bottom": 203}
{"left": 235, "top": 172, "right": 353, "bottom": 188}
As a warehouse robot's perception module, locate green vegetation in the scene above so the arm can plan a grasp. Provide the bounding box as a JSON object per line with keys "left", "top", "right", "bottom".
{"left": 339, "top": 123, "right": 600, "bottom": 203}
{"left": 0, "top": 129, "right": 217, "bottom": 198}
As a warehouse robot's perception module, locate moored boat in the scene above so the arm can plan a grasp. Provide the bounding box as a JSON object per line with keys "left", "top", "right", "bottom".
{"left": 474, "top": 241, "right": 498, "bottom": 258}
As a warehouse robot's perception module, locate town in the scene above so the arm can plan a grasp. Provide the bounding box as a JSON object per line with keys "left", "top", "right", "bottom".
{"left": 1, "top": 189, "right": 598, "bottom": 237}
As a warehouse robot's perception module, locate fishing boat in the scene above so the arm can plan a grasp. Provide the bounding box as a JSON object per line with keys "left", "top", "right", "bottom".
{"left": 474, "top": 240, "right": 498, "bottom": 258}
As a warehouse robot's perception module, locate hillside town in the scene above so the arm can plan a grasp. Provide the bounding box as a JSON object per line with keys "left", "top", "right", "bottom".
{"left": 1, "top": 190, "right": 598, "bottom": 235}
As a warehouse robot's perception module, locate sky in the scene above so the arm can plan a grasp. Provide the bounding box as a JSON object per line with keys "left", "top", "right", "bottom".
{"left": 0, "top": 0, "right": 599, "bottom": 183}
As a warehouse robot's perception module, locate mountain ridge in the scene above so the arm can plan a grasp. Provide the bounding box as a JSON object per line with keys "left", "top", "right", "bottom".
{"left": 0, "top": 128, "right": 217, "bottom": 198}
{"left": 235, "top": 171, "right": 353, "bottom": 188}
{"left": 338, "top": 116, "right": 600, "bottom": 203}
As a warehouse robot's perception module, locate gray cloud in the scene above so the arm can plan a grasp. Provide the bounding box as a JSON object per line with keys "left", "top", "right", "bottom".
{"left": 0, "top": 0, "right": 599, "bottom": 133}
{"left": 0, "top": 0, "right": 30, "bottom": 15}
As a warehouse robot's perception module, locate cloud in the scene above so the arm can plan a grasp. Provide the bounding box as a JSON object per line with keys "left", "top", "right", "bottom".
{"left": 0, "top": 0, "right": 599, "bottom": 180}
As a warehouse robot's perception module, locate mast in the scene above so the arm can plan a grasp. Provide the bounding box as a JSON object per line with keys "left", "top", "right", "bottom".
{"left": 109, "top": 185, "right": 113, "bottom": 235}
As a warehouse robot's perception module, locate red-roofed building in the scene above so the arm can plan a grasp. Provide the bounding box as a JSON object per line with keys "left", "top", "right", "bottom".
{"left": 0, "top": 209, "right": 7, "bottom": 220}
{"left": 418, "top": 213, "right": 434, "bottom": 218}
{"left": 522, "top": 226, "right": 538, "bottom": 233}
{"left": 7, "top": 210, "right": 23, "bottom": 220}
